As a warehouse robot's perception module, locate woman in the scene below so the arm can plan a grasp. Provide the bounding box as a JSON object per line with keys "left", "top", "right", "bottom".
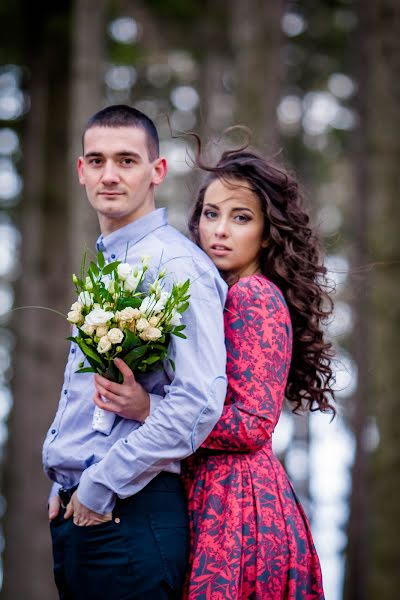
{"left": 182, "top": 145, "right": 335, "bottom": 599}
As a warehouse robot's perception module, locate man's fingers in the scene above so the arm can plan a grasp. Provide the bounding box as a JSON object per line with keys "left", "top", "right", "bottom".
{"left": 93, "top": 384, "right": 124, "bottom": 408}
{"left": 64, "top": 501, "right": 73, "bottom": 520}
{"left": 114, "top": 358, "right": 136, "bottom": 383}
{"left": 48, "top": 495, "right": 61, "bottom": 521}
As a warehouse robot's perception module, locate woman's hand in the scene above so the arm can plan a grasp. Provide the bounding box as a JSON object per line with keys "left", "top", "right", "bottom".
{"left": 93, "top": 358, "right": 150, "bottom": 422}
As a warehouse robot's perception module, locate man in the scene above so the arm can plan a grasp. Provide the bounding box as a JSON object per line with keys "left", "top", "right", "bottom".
{"left": 44, "top": 105, "right": 227, "bottom": 599}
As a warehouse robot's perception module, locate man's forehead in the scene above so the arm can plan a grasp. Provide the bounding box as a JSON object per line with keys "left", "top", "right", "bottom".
{"left": 83, "top": 125, "right": 147, "bottom": 153}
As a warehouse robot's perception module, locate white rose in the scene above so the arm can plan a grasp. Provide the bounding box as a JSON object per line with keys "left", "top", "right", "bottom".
{"left": 96, "top": 325, "right": 109, "bottom": 338}
{"left": 124, "top": 273, "right": 140, "bottom": 292}
{"left": 70, "top": 301, "right": 83, "bottom": 313}
{"left": 117, "top": 262, "right": 132, "bottom": 281}
{"left": 67, "top": 310, "right": 83, "bottom": 325}
{"left": 97, "top": 335, "right": 112, "bottom": 354}
{"left": 136, "top": 318, "right": 149, "bottom": 332}
{"left": 169, "top": 310, "right": 182, "bottom": 326}
{"left": 107, "top": 328, "right": 124, "bottom": 344}
{"left": 139, "top": 327, "right": 162, "bottom": 341}
{"left": 81, "top": 322, "right": 96, "bottom": 335}
{"left": 78, "top": 291, "right": 93, "bottom": 307}
{"left": 117, "top": 307, "right": 141, "bottom": 322}
{"left": 149, "top": 316, "right": 160, "bottom": 327}
{"left": 85, "top": 307, "right": 114, "bottom": 326}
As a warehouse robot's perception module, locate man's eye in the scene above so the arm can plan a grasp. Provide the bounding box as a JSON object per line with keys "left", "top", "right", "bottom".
{"left": 121, "top": 158, "right": 134, "bottom": 165}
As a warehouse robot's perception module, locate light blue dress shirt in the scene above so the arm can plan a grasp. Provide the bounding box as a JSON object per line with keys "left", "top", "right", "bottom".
{"left": 43, "top": 208, "right": 227, "bottom": 514}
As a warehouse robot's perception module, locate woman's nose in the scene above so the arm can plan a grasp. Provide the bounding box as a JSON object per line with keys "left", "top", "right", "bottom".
{"left": 214, "top": 220, "right": 228, "bottom": 237}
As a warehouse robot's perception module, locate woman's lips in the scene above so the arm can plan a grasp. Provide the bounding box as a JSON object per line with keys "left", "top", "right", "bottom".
{"left": 209, "top": 244, "right": 232, "bottom": 256}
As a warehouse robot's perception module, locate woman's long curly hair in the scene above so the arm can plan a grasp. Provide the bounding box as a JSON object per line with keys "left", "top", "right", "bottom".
{"left": 188, "top": 140, "right": 335, "bottom": 415}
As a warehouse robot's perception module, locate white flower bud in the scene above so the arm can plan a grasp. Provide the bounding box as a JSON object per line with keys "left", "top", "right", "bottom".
{"left": 81, "top": 322, "right": 96, "bottom": 335}
{"left": 85, "top": 276, "right": 94, "bottom": 291}
{"left": 97, "top": 335, "right": 112, "bottom": 354}
{"left": 117, "top": 263, "right": 131, "bottom": 281}
{"left": 78, "top": 291, "right": 93, "bottom": 307}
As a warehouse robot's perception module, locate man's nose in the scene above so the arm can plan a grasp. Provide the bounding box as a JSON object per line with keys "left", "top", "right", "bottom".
{"left": 101, "top": 161, "right": 119, "bottom": 183}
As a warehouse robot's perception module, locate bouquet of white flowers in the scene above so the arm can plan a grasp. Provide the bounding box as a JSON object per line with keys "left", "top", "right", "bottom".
{"left": 66, "top": 251, "right": 190, "bottom": 434}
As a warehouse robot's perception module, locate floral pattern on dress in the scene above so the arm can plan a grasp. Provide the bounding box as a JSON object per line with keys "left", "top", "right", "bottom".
{"left": 183, "top": 274, "right": 324, "bottom": 600}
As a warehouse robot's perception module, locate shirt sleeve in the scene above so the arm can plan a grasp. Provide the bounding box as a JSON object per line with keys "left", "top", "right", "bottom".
{"left": 201, "top": 277, "right": 291, "bottom": 453}
{"left": 77, "top": 257, "right": 227, "bottom": 513}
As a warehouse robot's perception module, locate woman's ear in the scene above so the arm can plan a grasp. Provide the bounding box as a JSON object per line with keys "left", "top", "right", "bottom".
{"left": 261, "top": 239, "right": 269, "bottom": 249}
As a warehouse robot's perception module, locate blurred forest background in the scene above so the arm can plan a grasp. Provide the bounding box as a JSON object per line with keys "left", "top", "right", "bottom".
{"left": 0, "top": 1, "right": 399, "bottom": 599}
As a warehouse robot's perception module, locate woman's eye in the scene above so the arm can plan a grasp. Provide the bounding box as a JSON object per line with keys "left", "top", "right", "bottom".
{"left": 235, "top": 214, "right": 250, "bottom": 223}
{"left": 204, "top": 210, "right": 218, "bottom": 219}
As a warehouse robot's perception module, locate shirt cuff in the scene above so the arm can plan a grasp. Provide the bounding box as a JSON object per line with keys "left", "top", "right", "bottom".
{"left": 48, "top": 481, "right": 61, "bottom": 503}
{"left": 147, "top": 393, "right": 164, "bottom": 418}
{"left": 77, "top": 466, "right": 116, "bottom": 514}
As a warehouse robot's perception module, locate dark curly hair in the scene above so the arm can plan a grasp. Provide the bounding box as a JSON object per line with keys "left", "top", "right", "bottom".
{"left": 189, "top": 142, "right": 335, "bottom": 415}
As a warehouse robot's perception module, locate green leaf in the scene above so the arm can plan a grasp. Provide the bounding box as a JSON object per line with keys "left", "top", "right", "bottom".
{"left": 168, "top": 358, "right": 176, "bottom": 371}
{"left": 143, "top": 354, "right": 161, "bottom": 365}
{"left": 172, "top": 331, "right": 187, "bottom": 339}
{"left": 66, "top": 336, "right": 77, "bottom": 342}
{"left": 121, "top": 330, "right": 140, "bottom": 350}
{"left": 75, "top": 367, "right": 96, "bottom": 374}
{"left": 122, "top": 345, "right": 148, "bottom": 364}
{"left": 177, "top": 302, "right": 189, "bottom": 313}
{"left": 97, "top": 251, "right": 105, "bottom": 269}
{"left": 77, "top": 338, "right": 104, "bottom": 366}
{"left": 89, "top": 261, "right": 99, "bottom": 277}
{"left": 102, "top": 261, "right": 121, "bottom": 275}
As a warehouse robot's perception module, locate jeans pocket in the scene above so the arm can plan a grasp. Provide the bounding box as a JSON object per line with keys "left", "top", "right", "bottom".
{"left": 148, "top": 512, "right": 189, "bottom": 592}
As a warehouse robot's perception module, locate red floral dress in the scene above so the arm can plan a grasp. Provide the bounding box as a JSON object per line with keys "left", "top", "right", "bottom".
{"left": 183, "top": 274, "right": 324, "bottom": 600}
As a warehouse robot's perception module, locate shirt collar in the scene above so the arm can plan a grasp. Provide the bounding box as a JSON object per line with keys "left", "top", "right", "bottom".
{"left": 96, "top": 208, "right": 167, "bottom": 258}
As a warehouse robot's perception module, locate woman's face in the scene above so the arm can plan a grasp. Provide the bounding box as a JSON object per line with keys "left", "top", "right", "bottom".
{"left": 199, "top": 177, "right": 267, "bottom": 279}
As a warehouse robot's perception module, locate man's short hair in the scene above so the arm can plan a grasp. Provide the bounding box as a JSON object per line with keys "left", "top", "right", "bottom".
{"left": 82, "top": 105, "right": 159, "bottom": 160}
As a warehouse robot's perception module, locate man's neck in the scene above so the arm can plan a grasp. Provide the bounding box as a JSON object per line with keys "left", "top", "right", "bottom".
{"left": 98, "top": 207, "right": 156, "bottom": 237}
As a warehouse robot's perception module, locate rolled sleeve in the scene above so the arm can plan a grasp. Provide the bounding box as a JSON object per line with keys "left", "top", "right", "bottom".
{"left": 77, "top": 258, "right": 227, "bottom": 512}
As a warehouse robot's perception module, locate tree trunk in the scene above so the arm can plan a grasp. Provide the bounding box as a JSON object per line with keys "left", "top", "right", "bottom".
{"left": 364, "top": 1, "right": 400, "bottom": 598}
{"left": 230, "top": 0, "right": 286, "bottom": 150}
{"left": 2, "top": 5, "right": 71, "bottom": 598}
{"left": 343, "top": 3, "right": 371, "bottom": 598}
{"left": 68, "top": 0, "right": 107, "bottom": 272}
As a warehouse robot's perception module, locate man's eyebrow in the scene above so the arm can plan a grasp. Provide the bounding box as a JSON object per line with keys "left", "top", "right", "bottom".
{"left": 84, "top": 151, "right": 142, "bottom": 159}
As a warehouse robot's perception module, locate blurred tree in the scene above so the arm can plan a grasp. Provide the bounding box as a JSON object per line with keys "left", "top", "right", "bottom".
{"left": 231, "top": 0, "right": 286, "bottom": 149}
{"left": 365, "top": 1, "right": 400, "bottom": 598}
{"left": 2, "top": 3, "right": 72, "bottom": 598}
{"left": 2, "top": 1, "right": 106, "bottom": 598}
{"left": 68, "top": 0, "right": 107, "bottom": 271}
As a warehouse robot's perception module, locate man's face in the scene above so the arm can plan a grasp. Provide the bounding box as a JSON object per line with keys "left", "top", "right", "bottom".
{"left": 77, "top": 126, "right": 166, "bottom": 232}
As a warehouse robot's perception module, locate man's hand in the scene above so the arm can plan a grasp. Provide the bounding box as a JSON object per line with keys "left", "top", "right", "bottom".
{"left": 49, "top": 495, "right": 61, "bottom": 521}
{"left": 64, "top": 491, "right": 112, "bottom": 526}
{"left": 93, "top": 358, "right": 151, "bottom": 422}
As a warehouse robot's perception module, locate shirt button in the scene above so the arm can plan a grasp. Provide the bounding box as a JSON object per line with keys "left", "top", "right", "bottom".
{"left": 111, "top": 254, "right": 116, "bottom": 259}
{"left": 63, "top": 389, "right": 68, "bottom": 395}
{"left": 51, "top": 429, "right": 56, "bottom": 434}
{"left": 71, "top": 348, "right": 75, "bottom": 354}
{"left": 114, "top": 517, "right": 121, "bottom": 524}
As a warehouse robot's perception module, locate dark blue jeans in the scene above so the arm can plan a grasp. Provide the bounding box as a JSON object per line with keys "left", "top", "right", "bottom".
{"left": 50, "top": 473, "right": 189, "bottom": 600}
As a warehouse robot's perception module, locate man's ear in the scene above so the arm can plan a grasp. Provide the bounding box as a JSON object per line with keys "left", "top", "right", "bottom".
{"left": 152, "top": 157, "right": 167, "bottom": 186}
{"left": 77, "top": 157, "right": 85, "bottom": 185}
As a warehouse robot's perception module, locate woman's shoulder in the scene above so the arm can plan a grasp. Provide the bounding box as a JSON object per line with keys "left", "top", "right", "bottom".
{"left": 227, "top": 274, "right": 288, "bottom": 314}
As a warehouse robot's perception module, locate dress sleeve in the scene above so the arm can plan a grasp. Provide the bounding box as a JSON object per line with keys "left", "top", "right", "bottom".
{"left": 201, "top": 277, "right": 292, "bottom": 453}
